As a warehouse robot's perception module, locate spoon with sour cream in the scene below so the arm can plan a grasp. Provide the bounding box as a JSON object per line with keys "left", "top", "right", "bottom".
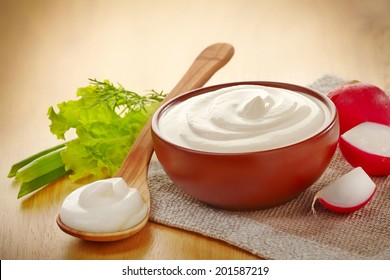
{"left": 56, "top": 43, "right": 235, "bottom": 241}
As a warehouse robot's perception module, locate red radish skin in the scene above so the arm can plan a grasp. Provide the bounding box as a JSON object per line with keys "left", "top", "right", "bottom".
{"left": 328, "top": 81, "right": 390, "bottom": 134}
{"left": 318, "top": 190, "right": 376, "bottom": 214}
{"left": 339, "top": 137, "right": 390, "bottom": 176}
{"left": 339, "top": 122, "right": 390, "bottom": 176}
{"left": 312, "top": 167, "right": 376, "bottom": 214}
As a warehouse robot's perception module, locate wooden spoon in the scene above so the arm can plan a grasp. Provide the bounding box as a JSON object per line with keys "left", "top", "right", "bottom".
{"left": 56, "top": 43, "right": 234, "bottom": 241}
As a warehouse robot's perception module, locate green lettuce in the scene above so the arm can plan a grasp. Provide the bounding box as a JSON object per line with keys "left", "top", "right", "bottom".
{"left": 9, "top": 79, "right": 164, "bottom": 197}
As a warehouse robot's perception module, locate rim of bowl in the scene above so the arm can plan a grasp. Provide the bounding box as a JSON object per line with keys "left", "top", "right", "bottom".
{"left": 151, "top": 81, "right": 339, "bottom": 155}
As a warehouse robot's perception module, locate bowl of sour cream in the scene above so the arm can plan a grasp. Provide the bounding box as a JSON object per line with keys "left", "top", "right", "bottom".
{"left": 151, "top": 82, "right": 339, "bottom": 210}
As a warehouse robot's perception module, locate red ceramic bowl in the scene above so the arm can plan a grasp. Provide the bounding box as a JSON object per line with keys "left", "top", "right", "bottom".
{"left": 151, "top": 82, "right": 339, "bottom": 210}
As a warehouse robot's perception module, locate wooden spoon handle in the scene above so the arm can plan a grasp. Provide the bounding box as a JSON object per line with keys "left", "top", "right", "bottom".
{"left": 164, "top": 43, "right": 235, "bottom": 102}
{"left": 116, "top": 43, "right": 234, "bottom": 192}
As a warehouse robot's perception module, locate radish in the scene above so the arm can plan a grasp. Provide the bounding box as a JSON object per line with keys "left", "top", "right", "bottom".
{"left": 311, "top": 167, "right": 376, "bottom": 214}
{"left": 339, "top": 122, "right": 390, "bottom": 176}
{"left": 328, "top": 81, "right": 390, "bottom": 134}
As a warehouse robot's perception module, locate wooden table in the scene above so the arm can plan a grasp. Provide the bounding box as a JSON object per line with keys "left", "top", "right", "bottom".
{"left": 1, "top": 0, "right": 389, "bottom": 260}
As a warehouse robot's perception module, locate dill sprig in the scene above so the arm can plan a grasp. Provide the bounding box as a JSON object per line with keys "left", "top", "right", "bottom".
{"left": 87, "top": 78, "right": 166, "bottom": 116}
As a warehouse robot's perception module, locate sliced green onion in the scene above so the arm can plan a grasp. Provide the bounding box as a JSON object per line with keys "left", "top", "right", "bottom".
{"left": 8, "top": 143, "right": 66, "bottom": 178}
{"left": 15, "top": 147, "right": 66, "bottom": 182}
{"left": 17, "top": 166, "right": 70, "bottom": 198}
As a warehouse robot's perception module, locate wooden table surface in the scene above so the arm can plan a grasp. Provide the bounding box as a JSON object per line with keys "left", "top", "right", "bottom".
{"left": 1, "top": 0, "right": 389, "bottom": 260}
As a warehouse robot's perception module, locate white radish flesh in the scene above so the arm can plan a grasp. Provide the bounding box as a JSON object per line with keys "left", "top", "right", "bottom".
{"left": 312, "top": 167, "right": 376, "bottom": 214}
{"left": 339, "top": 122, "right": 390, "bottom": 176}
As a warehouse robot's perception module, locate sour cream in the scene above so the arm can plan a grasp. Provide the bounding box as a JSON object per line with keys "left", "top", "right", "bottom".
{"left": 157, "top": 85, "right": 331, "bottom": 153}
{"left": 59, "top": 178, "right": 148, "bottom": 233}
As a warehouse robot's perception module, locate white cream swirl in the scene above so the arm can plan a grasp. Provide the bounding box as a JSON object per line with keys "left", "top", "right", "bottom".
{"left": 157, "top": 85, "right": 331, "bottom": 153}
{"left": 59, "top": 178, "right": 148, "bottom": 233}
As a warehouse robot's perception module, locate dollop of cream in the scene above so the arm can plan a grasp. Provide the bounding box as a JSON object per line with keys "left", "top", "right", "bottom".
{"left": 157, "top": 85, "right": 331, "bottom": 153}
{"left": 59, "top": 178, "right": 148, "bottom": 233}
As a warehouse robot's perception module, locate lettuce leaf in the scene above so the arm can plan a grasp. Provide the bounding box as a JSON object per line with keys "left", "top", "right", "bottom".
{"left": 9, "top": 79, "right": 164, "bottom": 198}
{"left": 48, "top": 80, "right": 162, "bottom": 183}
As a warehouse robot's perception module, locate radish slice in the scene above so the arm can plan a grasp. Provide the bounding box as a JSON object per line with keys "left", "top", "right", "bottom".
{"left": 311, "top": 167, "right": 376, "bottom": 214}
{"left": 339, "top": 122, "right": 390, "bottom": 176}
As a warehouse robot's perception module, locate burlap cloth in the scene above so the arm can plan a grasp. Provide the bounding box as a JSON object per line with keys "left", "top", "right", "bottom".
{"left": 147, "top": 75, "right": 390, "bottom": 260}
